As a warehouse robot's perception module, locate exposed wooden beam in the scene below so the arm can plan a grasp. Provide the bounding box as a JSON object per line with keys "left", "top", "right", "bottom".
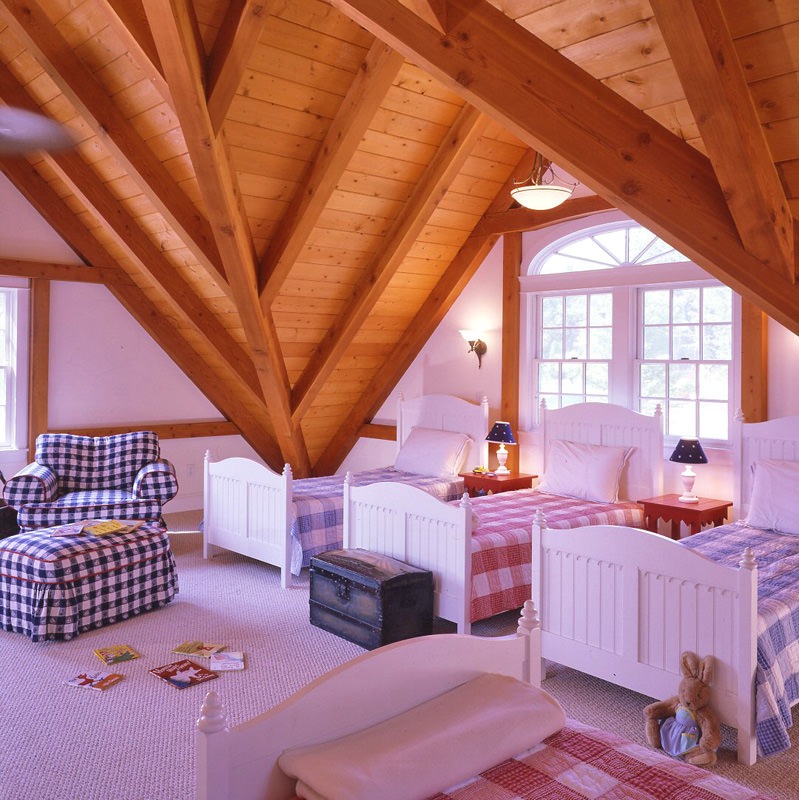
{"left": 651, "top": 0, "right": 795, "bottom": 280}
{"left": 0, "top": 1, "right": 228, "bottom": 290}
{"left": 740, "top": 299, "right": 768, "bottom": 424}
{"left": 291, "top": 103, "right": 488, "bottom": 420}
{"left": 206, "top": 0, "right": 273, "bottom": 132}
{"left": 259, "top": 40, "right": 404, "bottom": 305}
{"left": 475, "top": 195, "right": 615, "bottom": 236}
{"left": 0, "top": 258, "right": 107, "bottom": 283}
{"left": 1, "top": 149, "right": 283, "bottom": 466}
{"left": 142, "top": 0, "right": 311, "bottom": 474}
{"left": 328, "top": 0, "right": 799, "bottom": 335}
{"left": 500, "top": 231, "right": 521, "bottom": 473}
{"left": 313, "top": 149, "right": 536, "bottom": 474}
{"left": 27, "top": 278, "right": 49, "bottom": 455}
{"left": 405, "top": 0, "right": 448, "bottom": 34}
{"left": 48, "top": 420, "right": 239, "bottom": 439}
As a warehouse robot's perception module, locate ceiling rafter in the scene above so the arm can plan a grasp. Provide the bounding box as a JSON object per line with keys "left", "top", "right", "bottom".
{"left": 291, "top": 103, "right": 488, "bottom": 421}
{"left": 651, "top": 0, "right": 795, "bottom": 281}
{"left": 0, "top": 0, "right": 229, "bottom": 291}
{"left": 0, "top": 68, "right": 262, "bottom": 402}
{"left": 141, "top": 0, "right": 311, "bottom": 475}
{"left": 314, "top": 148, "right": 538, "bottom": 474}
{"left": 0, "top": 153, "right": 283, "bottom": 464}
{"left": 258, "top": 40, "right": 405, "bottom": 307}
{"left": 404, "top": 0, "right": 448, "bottom": 34}
{"left": 0, "top": 258, "right": 109, "bottom": 283}
{"left": 206, "top": 0, "right": 274, "bottom": 132}
{"left": 327, "top": 0, "right": 799, "bottom": 335}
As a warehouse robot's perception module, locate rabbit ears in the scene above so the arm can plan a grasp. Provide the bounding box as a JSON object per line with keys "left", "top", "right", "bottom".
{"left": 680, "top": 651, "right": 715, "bottom": 684}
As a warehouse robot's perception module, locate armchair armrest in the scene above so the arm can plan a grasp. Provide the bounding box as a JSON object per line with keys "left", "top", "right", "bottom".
{"left": 3, "top": 462, "right": 58, "bottom": 508}
{"left": 133, "top": 458, "right": 179, "bottom": 504}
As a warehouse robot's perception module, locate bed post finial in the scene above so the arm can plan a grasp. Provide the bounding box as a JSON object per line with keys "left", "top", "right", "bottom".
{"left": 204, "top": 449, "right": 212, "bottom": 464}
{"left": 533, "top": 508, "right": 547, "bottom": 529}
{"left": 282, "top": 463, "right": 293, "bottom": 479}
{"left": 197, "top": 690, "right": 227, "bottom": 733}
{"left": 517, "top": 600, "right": 542, "bottom": 687}
{"left": 739, "top": 547, "right": 757, "bottom": 571}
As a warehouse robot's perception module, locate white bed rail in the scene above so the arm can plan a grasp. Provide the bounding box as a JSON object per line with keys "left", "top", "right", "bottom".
{"left": 344, "top": 479, "right": 474, "bottom": 633}
{"left": 203, "top": 452, "right": 294, "bottom": 587}
{"left": 532, "top": 516, "right": 758, "bottom": 765}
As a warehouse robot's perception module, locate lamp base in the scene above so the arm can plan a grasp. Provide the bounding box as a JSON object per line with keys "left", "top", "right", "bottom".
{"left": 495, "top": 444, "right": 510, "bottom": 475}
{"left": 677, "top": 468, "right": 698, "bottom": 503}
{"left": 677, "top": 493, "right": 699, "bottom": 504}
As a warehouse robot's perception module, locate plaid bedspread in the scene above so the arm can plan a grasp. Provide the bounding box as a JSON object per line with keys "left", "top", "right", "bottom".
{"left": 683, "top": 523, "right": 799, "bottom": 758}
{"left": 0, "top": 523, "right": 177, "bottom": 641}
{"left": 431, "top": 719, "right": 778, "bottom": 799}
{"left": 290, "top": 468, "right": 463, "bottom": 574}
{"left": 468, "top": 490, "right": 644, "bottom": 622}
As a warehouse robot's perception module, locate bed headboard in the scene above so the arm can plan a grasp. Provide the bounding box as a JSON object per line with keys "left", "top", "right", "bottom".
{"left": 734, "top": 413, "right": 799, "bottom": 519}
{"left": 540, "top": 401, "right": 664, "bottom": 501}
{"left": 397, "top": 394, "right": 490, "bottom": 471}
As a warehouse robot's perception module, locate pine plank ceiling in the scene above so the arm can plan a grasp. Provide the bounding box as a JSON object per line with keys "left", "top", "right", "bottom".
{"left": 0, "top": 0, "right": 796, "bottom": 474}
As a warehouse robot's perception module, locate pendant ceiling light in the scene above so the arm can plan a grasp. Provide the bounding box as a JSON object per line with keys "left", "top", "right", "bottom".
{"left": 0, "top": 106, "right": 74, "bottom": 157}
{"left": 510, "top": 152, "right": 577, "bottom": 211}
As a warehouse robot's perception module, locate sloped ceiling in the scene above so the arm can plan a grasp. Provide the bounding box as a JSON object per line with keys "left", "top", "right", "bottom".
{"left": 0, "top": 0, "right": 796, "bottom": 473}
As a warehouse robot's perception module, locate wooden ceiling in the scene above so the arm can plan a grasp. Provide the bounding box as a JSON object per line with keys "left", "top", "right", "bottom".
{"left": 0, "top": 0, "right": 796, "bottom": 474}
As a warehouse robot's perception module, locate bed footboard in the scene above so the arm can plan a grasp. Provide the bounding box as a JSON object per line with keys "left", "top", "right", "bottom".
{"left": 532, "top": 519, "right": 758, "bottom": 765}
{"left": 343, "top": 480, "right": 473, "bottom": 633}
{"left": 203, "top": 453, "right": 294, "bottom": 587}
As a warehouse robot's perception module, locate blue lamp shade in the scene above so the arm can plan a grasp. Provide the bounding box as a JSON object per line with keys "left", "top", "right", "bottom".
{"left": 485, "top": 421, "right": 515, "bottom": 474}
{"left": 669, "top": 438, "right": 707, "bottom": 503}
{"left": 669, "top": 438, "right": 708, "bottom": 465}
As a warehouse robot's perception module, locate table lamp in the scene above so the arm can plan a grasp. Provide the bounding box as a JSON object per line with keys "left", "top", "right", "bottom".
{"left": 485, "top": 421, "right": 516, "bottom": 475}
{"left": 669, "top": 437, "right": 708, "bottom": 503}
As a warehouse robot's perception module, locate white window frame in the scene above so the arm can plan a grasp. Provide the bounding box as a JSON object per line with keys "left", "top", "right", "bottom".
{"left": 520, "top": 259, "right": 741, "bottom": 445}
{"left": 0, "top": 279, "right": 30, "bottom": 463}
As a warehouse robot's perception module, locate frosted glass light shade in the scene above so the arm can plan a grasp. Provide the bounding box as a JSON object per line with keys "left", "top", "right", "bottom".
{"left": 510, "top": 183, "right": 573, "bottom": 210}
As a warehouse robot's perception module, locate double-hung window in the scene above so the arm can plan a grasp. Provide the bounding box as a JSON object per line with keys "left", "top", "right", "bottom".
{"left": 520, "top": 219, "right": 737, "bottom": 446}
{"left": 0, "top": 282, "right": 30, "bottom": 454}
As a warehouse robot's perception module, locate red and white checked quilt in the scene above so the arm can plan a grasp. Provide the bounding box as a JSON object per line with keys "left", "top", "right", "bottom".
{"left": 466, "top": 489, "right": 643, "bottom": 622}
{"left": 431, "top": 719, "right": 778, "bottom": 800}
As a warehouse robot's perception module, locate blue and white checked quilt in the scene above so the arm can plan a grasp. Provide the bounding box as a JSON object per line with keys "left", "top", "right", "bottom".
{"left": 289, "top": 468, "right": 463, "bottom": 575}
{"left": 683, "top": 523, "right": 799, "bottom": 757}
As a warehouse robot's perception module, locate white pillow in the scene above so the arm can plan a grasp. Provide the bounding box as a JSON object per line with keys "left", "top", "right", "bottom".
{"left": 279, "top": 673, "right": 565, "bottom": 800}
{"left": 394, "top": 427, "right": 472, "bottom": 477}
{"left": 746, "top": 459, "right": 799, "bottom": 535}
{"left": 537, "top": 439, "right": 633, "bottom": 503}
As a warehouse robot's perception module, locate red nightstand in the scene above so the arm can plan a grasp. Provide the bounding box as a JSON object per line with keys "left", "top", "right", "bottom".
{"left": 459, "top": 472, "right": 536, "bottom": 498}
{"left": 638, "top": 494, "right": 733, "bottom": 540}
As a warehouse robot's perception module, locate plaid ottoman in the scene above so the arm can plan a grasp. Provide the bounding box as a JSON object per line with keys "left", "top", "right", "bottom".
{"left": 0, "top": 523, "right": 178, "bottom": 641}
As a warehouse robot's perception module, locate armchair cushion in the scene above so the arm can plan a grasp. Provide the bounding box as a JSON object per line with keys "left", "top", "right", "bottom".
{"left": 134, "top": 459, "right": 179, "bottom": 502}
{"left": 4, "top": 463, "right": 58, "bottom": 507}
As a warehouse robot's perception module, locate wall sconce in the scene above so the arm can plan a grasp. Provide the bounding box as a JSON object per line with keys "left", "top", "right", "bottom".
{"left": 669, "top": 437, "right": 708, "bottom": 503}
{"left": 459, "top": 330, "right": 486, "bottom": 368}
{"left": 485, "top": 421, "right": 516, "bottom": 474}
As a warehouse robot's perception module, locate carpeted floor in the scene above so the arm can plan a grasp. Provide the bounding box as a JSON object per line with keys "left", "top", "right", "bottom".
{"left": 0, "top": 529, "right": 795, "bottom": 800}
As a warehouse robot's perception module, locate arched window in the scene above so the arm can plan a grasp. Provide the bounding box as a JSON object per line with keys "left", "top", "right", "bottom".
{"left": 521, "top": 220, "right": 736, "bottom": 444}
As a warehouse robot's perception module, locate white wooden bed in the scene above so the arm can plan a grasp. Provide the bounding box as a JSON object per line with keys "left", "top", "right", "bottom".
{"left": 533, "top": 413, "right": 799, "bottom": 766}
{"left": 202, "top": 393, "right": 489, "bottom": 587}
{"left": 344, "top": 401, "right": 664, "bottom": 634}
{"left": 195, "top": 601, "right": 543, "bottom": 800}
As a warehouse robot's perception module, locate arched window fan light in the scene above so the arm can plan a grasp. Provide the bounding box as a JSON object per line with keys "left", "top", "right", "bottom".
{"left": 0, "top": 106, "right": 74, "bottom": 156}
{"left": 510, "top": 152, "right": 578, "bottom": 211}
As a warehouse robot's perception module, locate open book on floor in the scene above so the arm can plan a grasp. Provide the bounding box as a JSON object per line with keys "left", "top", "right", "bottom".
{"left": 150, "top": 659, "right": 218, "bottom": 690}
{"left": 65, "top": 671, "right": 124, "bottom": 691}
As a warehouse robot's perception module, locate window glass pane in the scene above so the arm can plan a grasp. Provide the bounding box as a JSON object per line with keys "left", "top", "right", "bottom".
{"left": 589, "top": 327, "right": 612, "bottom": 359}
{"left": 564, "top": 295, "right": 587, "bottom": 326}
{"left": 703, "top": 286, "right": 732, "bottom": 322}
{"left": 586, "top": 363, "right": 608, "bottom": 395}
{"left": 640, "top": 398, "right": 661, "bottom": 417}
{"left": 699, "top": 401, "right": 728, "bottom": 439}
{"left": 590, "top": 293, "right": 612, "bottom": 325}
{"left": 538, "top": 362, "right": 559, "bottom": 393}
{"left": 643, "top": 325, "right": 669, "bottom": 360}
{"left": 541, "top": 329, "right": 562, "bottom": 359}
{"left": 540, "top": 394, "right": 560, "bottom": 410}
{"left": 562, "top": 394, "right": 584, "bottom": 407}
{"left": 628, "top": 227, "right": 654, "bottom": 264}
{"left": 592, "top": 230, "right": 626, "bottom": 263}
{"left": 559, "top": 238, "right": 616, "bottom": 267}
{"left": 703, "top": 323, "right": 731, "bottom": 360}
{"left": 541, "top": 296, "right": 562, "bottom": 326}
{"left": 562, "top": 362, "right": 584, "bottom": 393}
{"left": 563, "top": 329, "right": 586, "bottom": 359}
{"left": 699, "top": 363, "right": 728, "bottom": 401}
{"left": 672, "top": 288, "right": 699, "bottom": 323}
{"left": 669, "top": 400, "right": 696, "bottom": 438}
{"left": 669, "top": 362, "right": 696, "bottom": 399}
{"left": 640, "top": 363, "right": 665, "bottom": 397}
{"left": 643, "top": 290, "right": 669, "bottom": 325}
{"left": 672, "top": 325, "right": 699, "bottom": 360}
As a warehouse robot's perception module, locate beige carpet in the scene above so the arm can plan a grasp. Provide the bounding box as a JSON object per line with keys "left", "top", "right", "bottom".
{"left": 0, "top": 530, "right": 795, "bottom": 800}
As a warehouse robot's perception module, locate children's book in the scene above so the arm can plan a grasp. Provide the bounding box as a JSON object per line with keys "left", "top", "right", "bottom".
{"left": 150, "top": 659, "right": 218, "bottom": 690}
{"left": 83, "top": 519, "right": 144, "bottom": 536}
{"left": 210, "top": 651, "right": 245, "bottom": 671}
{"left": 172, "top": 640, "right": 226, "bottom": 658}
{"left": 93, "top": 644, "right": 140, "bottom": 665}
{"left": 66, "top": 671, "right": 124, "bottom": 691}
{"left": 50, "top": 521, "right": 87, "bottom": 537}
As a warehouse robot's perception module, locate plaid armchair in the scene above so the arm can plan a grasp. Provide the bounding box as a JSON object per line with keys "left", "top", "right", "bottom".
{"left": 4, "top": 431, "right": 179, "bottom": 532}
